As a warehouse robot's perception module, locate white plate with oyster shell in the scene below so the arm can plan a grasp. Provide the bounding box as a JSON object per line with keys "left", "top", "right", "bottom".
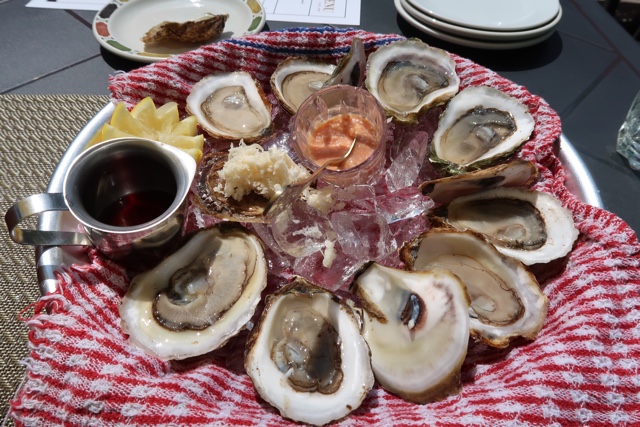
{"left": 92, "top": 0, "right": 266, "bottom": 63}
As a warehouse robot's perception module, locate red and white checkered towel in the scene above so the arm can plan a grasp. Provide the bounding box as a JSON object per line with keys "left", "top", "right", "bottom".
{"left": 10, "top": 28, "right": 640, "bottom": 426}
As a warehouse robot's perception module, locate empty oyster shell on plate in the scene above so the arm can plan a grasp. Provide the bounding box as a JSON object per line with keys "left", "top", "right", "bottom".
{"left": 141, "top": 13, "right": 228, "bottom": 44}
{"left": 400, "top": 228, "right": 548, "bottom": 348}
{"left": 351, "top": 262, "right": 470, "bottom": 404}
{"left": 430, "top": 86, "right": 535, "bottom": 174}
{"left": 365, "top": 38, "right": 460, "bottom": 123}
{"left": 244, "top": 277, "right": 374, "bottom": 426}
{"left": 119, "top": 224, "right": 267, "bottom": 361}
{"left": 186, "top": 71, "right": 272, "bottom": 142}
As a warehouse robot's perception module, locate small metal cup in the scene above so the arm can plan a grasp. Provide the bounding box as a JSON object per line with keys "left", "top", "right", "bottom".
{"left": 5, "top": 137, "right": 197, "bottom": 269}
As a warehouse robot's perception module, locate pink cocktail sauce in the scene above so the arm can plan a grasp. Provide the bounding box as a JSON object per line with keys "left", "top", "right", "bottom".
{"left": 308, "top": 113, "right": 378, "bottom": 170}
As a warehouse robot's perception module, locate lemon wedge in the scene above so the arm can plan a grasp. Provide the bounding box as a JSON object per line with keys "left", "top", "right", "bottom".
{"left": 87, "top": 97, "right": 204, "bottom": 163}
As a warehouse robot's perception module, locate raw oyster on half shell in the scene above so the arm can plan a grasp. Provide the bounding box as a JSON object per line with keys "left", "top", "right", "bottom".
{"left": 400, "top": 229, "right": 548, "bottom": 348}
{"left": 186, "top": 71, "right": 272, "bottom": 142}
{"left": 435, "top": 187, "right": 579, "bottom": 265}
{"left": 365, "top": 38, "right": 459, "bottom": 123}
{"left": 270, "top": 57, "right": 336, "bottom": 115}
{"left": 244, "top": 277, "right": 374, "bottom": 426}
{"left": 351, "top": 262, "right": 470, "bottom": 404}
{"left": 430, "top": 86, "right": 535, "bottom": 174}
{"left": 270, "top": 37, "right": 367, "bottom": 114}
{"left": 119, "top": 224, "right": 267, "bottom": 360}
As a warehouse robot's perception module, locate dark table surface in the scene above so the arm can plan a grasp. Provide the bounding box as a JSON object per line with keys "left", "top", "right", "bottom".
{"left": 2, "top": 0, "right": 640, "bottom": 235}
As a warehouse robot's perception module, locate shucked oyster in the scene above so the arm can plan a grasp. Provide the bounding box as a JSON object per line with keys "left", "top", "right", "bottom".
{"left": 430, "top": 86, "right": 535, "bottom": 174}
{"left": 437, "top": 187, "right": 579, "bottom": 265}
{"left": 351, "top": 263, "right": 470, "bottom": 404}
{"left": 245, "top": 277, "right": 374, "bottom": 426}
{"left": 119, "top": 224, "right": 267, "bottom": 360}
{"left": 270, "top": 57, "right": 336, "bottom": 114}
{"left": 270, "top": 37, "right": 367, "bottom": 114}
{"left": 186, "top": 71, "right": 272, "bottom": 142}
{"left": 400, "top": 229, "right": 548, "bottom": 348}
{"left": 365, "top": 38, "right": 459, "bottom": 123}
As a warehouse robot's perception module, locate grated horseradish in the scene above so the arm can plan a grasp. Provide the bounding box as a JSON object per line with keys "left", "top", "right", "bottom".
{"left": 217, "top": 142, "right": 310, "bottom": 202}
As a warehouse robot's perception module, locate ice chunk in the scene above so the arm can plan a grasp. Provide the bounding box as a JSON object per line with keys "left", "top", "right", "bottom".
{"left": 385, "top": 131, "right": 431, "bottom": 192}
{"left": 270, "top": 199, "right": 335, "bottom": 258}
{"left": 249, "top": 222, "right": 295, "bottom": 277}
{"left": 374, "top": 187, "right": 434, "bottom": 223}
{"left": 293, "top": 240, "right": 362, "bottom": 292}
{"left": 330, "top": 211, "right": 394, "bottom": 261}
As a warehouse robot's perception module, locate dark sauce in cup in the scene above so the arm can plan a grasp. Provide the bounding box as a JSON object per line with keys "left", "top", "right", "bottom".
{"left": 95, "top": 189, "right": 175, "bottom": 227}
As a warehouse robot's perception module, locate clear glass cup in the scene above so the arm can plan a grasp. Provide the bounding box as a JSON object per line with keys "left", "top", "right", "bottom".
{"left": 292, "top": 85, "right": 388, "bottom": 186}
{"left": 617, "top": 90, "right": 640, "bottom": 171}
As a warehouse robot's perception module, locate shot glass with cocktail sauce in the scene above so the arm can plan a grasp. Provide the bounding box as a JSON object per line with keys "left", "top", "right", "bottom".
{"left": 292, "top": 85, "right": 388, "bottom": 186}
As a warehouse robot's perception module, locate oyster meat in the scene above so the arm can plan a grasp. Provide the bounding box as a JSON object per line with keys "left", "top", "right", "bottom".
{"left": 186, "top": 71, "right": 272, "bottom": 142}
{"left": 270, "top": 57, "right": 336, "bottom": 115}
{"left": 440, "top": 187, "right": 579, "bottom": 265}
{"left": 244, "top": 277, "right": 374, "bottom": 426}
{"left": 351, "top": 263, "right": 470, "bottom": 404}
{"left": 119, "top": 224, "right": 267, "bottom": 360}
{"left": 430, "top": 86, "right": 535, "bottom": 174}
{"left": 365, "top": 38, "right": 459, "bottom": 123}
{"left": 400, "top": 228, "right": 548, "bottom": 348}
{"left": 270, "top": 37, "right": 367, "bottom": 114}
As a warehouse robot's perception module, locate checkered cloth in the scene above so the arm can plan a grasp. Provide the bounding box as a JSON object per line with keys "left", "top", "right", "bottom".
{"left": 9, "top": 27, "right": 640, "bottom": 426}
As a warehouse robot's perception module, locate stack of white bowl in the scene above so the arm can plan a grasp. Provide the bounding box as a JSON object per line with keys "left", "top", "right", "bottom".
{"left": 394, "top": 0, "right": 562, "bottom": 49}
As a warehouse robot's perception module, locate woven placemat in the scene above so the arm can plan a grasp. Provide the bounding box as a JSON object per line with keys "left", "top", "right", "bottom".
{"left": 0, "top": 94, "right": 110, "bottom": 425}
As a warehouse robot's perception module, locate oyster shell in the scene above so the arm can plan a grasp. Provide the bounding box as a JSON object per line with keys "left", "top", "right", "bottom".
{"left": 438, "top": 187, "right": 579, "bottom": 265}
{"left": 365, "top": 38, "right": 459, "bottom": 123}
{"left": 141, "top": 13, "right": 228, "bottom": 44}
{"left": 400, "top": 228, "right": 548, "bottom": 348}
{"left": 270, "top": 37, "right": 367, "bottom": 115}
{"left": 351, "top": 262, "right": 470, "bottom": 404}
{"left": 193, "top": 143, "right": 311, "bottom": 223}
{"left": 322, "top": 37, "right": 367, "bottom": 88}
{"left": 244, "top": 277, "right": 374, "bottom": 426}
{"left": 430, "top": 86, "right": 535, "bottom": 174}
{"left": 270, "top": 57, "right": 336, "bottom": 114}
{"left": 119, "top": 224, "right": 267, "bottom": 360}
{"left": 186, "top": 71, "right": 272, "bottom": 142}
{"left": 420, "top": 159, "right": 538, "bottom": 206}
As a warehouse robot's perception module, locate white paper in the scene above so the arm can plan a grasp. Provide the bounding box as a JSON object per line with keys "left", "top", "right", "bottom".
{"left": 25, "top": 0, "right": 361, "bottom": 25}
{"left": 26, "top": 0, "right": 108, "bottom": 11}
{"left": 261, "top": 0, "right": 361, "bottom": 25}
